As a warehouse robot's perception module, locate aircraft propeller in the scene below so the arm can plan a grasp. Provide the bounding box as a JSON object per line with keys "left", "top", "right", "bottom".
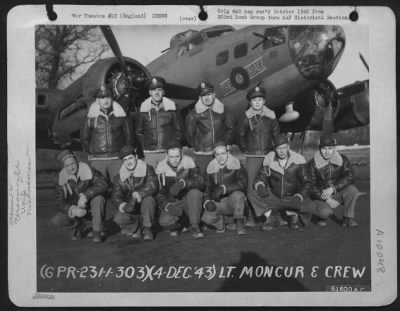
{"left": 359, "top": 52, "right": 369, "bottom": 72}
{"left": 100, "top": 25, "right": 146, "bottom": 112}
{"left": 101, "top": 25, "right": 198, "bottom": 103}
{"left": 100, "top": 26, "right": 128, "bottom": 74}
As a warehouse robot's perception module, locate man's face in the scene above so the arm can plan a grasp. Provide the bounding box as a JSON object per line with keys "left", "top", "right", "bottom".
{"left": 167, "top": 148, "right": 182, "bottom": 168}
{"left": 149, "top": 88, "right": 164, "bottom": 103}
{"left": 275, "top": 143, "right": 290, "bottom": 160}
{"left": 320, "top": 146, "right": 335, "bottom": 160}
{"left": 250, "top": 97, "right": 265, "bottom": 111}
{"left": 214, "top": 146, "right": 229, "bottom": 166}
{"left": 200, "top": 92, "right": 215, "bottom": 107}
{"left": 63, "top": 157, "right": 78, "bottom": 175}
{"left": 123, "top": 154, "right": 138, "bottom": 171}
{"left": 97, "top": 96, "right": 112, "bottom": 110}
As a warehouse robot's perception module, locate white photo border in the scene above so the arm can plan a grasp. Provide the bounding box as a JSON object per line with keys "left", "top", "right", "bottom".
{"left": 7, "top": 4, "right": 397, "bottom": 307}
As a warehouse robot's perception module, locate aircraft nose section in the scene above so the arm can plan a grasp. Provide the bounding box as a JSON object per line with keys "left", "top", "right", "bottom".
{"left": 288, "top": 25, "right": 346, "bottom": 80}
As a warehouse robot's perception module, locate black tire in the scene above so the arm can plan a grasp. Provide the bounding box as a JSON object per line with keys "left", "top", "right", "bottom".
{"left": 230, "top": 67, "right": 250, "bottom": 90}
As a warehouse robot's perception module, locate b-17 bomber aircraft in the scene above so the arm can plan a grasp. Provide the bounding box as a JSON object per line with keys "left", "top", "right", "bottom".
{"left": 36, "top": 24, "right": 369, "bottom": 148}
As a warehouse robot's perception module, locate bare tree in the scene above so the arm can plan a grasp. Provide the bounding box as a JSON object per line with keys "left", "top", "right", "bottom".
{"left": 35, "top": 25, "right": 110, "bottom": 89}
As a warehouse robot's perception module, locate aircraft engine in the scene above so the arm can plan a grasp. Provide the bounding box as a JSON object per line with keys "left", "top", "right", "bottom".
{"left": 45, "top": 56, "right": 150, "bottom": 148}
{"left": 331, "top": 80, "right": 369, "bottom": 131}
{"left": 56, "top": 57, "right": 149, "bottom": 123}
{"left": 80, "top": 57, "right": 151, "bottom": 112}
{"left": 284, "top": 79, "right": 369, "bottom": 133}
{"left": 278, "top": 80, "right": 337, "bottom": 133}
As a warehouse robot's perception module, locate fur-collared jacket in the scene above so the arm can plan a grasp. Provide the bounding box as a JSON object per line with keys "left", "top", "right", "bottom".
{"left": 239, "top": 106, "right": 280, "bottom": 156}
{"left": 136, "top": 97, "right": 183, "bottom": 152}
{"left": 155, "top": 155, "right": 205, "bottom": 209}
{"left": 56, "top": 162, "right": 107, "bottom": 213}
{"left": 112, "top": 159, "right": 158, "bottom": 212}
{"left": 185, "top": 99, "right": 234, "bottom": 154}
{"left": 81, "top": 101, "right": 133, "bottom": 159}
{"left": 254, "top": 150, "right": 310, "bottom": 199}
{"left": 204, "top": 155, "right": 247, "bottom": 201}
{"left": 308, "top": 151, "right": 354, "bottom": 199}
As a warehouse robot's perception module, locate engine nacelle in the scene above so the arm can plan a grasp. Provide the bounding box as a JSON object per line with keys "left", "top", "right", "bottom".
{"left": 55, "top": 57, "right": 150, "bottom": 122}
{"left": 290, "top": 80, "right": 369, "bottom": 133}
{"left": 44, "top": 56, "right": 150, "bottom": 148}
{"left": 278, "top": 80, "right": 337, "bottom": 133}
{"left": 333, "top": 80, "right": 369, "bottom": 130}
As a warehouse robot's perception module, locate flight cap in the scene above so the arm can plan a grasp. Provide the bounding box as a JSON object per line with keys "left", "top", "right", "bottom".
{"left": 198, "top": 82, "right": 214, "bottom": 97}
{"left": 247, "top": 86, "right": 266, "bottom": 101}
{"left": 148, "top": 76, "right": 166, "bottom": 90}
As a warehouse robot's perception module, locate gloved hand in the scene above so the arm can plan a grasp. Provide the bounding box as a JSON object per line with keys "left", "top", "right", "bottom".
{"left": 164, "top": 201, "right": 182, "bottom": 217}
{"left": 256, "top": 185, "right": 269, "bottom": 198}
{"left": 326, "top": 197, "right": 340, "bottom": 209}
{"left": 77, "top": 193, "right": 88, "bottom": 208}
{"left": 204, "top": 200, "right": 217, "bottom": 212}
{"left": 124, "top": 198, "right": 137, "bottom": 213}
{"left": 169, "top": 180, "right": 185, "bottom": 197}
{"left": 211, "top": 185, "right": 225, "bottom": 201}
{"left": 132, "top": 192, "right": 142, "bottom": 203}
{"left": 68, "top": 205, "right": 87, "bottom": 218}
{"left": 321, "top": 186, "right": 335, "bottom": 200}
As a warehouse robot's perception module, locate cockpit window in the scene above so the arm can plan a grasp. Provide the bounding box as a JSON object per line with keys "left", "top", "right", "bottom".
{"left": 177, "top": 33, "right": 205, "bottom": 57}
{"left": 234, "top": 43, "right": 248, "bottom": 58}
{"left": 263, "top": 27, "right": 287, "bottom": 49}
{"left": 205, "top": 28, "right": 233, "bottom": 38}
{"left": 188, "top": 34, "right": 205, "bottom": 50}
{"left": 288, "top": 25, "right": 346, "bottom": 79}
{"left": 177, "top": 44, "right": 189, "bottom": 57}
{"left": 216, "top": 50, "right": 229, "bottom": 66}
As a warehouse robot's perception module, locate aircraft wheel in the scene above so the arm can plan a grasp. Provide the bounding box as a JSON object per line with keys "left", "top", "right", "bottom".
{"left": 230, "top": 67, "right": 250, "bottom": 90}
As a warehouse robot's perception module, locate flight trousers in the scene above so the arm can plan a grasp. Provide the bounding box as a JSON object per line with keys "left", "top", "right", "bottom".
{"left": 113, "top": 196, "right": 157, "bottom": 232}
{"left": 314, "top": 184, "right": 360, "bottom": 219}
{"left": 201, "top": 191, "right": 246, "bottom": 227}
{"left": 159, "top": 189, "right": 203, "bottom": 229}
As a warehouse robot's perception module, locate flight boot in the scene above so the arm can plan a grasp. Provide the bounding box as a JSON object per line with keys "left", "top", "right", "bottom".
{"left": 191, "top": 225, "right": 205, "bottom": 239}
{"left": 92, "top": 231, "right": 103, "bottom": 243}
{"left": 289, "top": 213, "right": 301, "bottom": 230}
{"left": 143, "top": 227, "right": 154, "bottom": 241}
{"left": 236, "top": 219, "right": 247, "bottom": 236}
{"left": 342, "top": 217, "right": 359, "bottom": 228}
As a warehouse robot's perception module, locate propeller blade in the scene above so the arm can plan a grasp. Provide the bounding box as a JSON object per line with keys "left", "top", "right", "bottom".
{"left": 359, "top": 52, "right": 369, "bottom": 72}
{"left": 100, "top": 25, "right": 128, "bottom": 74}
{"left": 164, "top": 83, "right": 198, "bottom": 100}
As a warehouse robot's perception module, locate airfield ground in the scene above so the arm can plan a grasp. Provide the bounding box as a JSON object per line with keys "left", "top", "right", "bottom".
{"left": 36, "top": 147, "right": 370, "bottom": 292}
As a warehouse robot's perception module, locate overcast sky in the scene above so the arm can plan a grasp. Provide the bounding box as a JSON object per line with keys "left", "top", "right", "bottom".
{"left": 107, "top": 24, "right": 369, "bottom": 89}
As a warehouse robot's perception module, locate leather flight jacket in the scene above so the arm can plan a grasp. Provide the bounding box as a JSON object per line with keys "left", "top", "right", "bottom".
{"left": 254, "top": 150, "right": 310, "bottom": 199}
{"left": 185, "top": 99, "right": 234, "bottom": 154}
{"left": 239, "top": 106, "right": 280, "bottom": 156}
{"left": 111, "top": 159, "right": 158, "bottom": 211}
{"left": 308, "top": 151, "right": 354, "bottom": 199}
{"left": 81, "top": 101, "right": 133, "bottom": 159}
{"left": 155, "top": 156, "right": 205, "bottom": 209}
{"left": 56, "top": 162, "right": 108, "bottom": 213}
{"left": 136, "top": 97, "right": 183, "bottom": 152}
{"left": 204, "top": 155, "right": 247, "bottom": 201}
